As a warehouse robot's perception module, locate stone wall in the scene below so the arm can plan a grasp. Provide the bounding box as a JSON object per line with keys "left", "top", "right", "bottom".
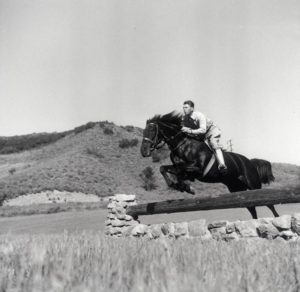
{"left": 105, "top": 194, "right": 300, "bottom": 241}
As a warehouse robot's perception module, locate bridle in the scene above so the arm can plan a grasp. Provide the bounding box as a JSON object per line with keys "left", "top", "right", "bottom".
{"left": 142, "top": 123, "right": 165, "bottom": 151}
{"left": 143, "top": 122, "right": 186, "bottom": 152}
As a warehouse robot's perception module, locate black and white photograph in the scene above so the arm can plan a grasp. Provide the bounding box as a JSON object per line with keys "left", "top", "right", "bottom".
{"left": 0, "top": 0, "right": 300, "bottom": 291}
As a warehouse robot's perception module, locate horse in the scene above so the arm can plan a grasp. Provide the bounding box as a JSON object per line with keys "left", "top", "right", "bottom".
{"left": 140, "top": 111, "right": 279, "bottom": 219}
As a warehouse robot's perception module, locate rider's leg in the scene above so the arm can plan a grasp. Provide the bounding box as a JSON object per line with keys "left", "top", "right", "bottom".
{"left": 216, "top": 148, "right": 226, "bottom": 168}
{"left": 207, "top": 127, "right": 227, "bottom": 171}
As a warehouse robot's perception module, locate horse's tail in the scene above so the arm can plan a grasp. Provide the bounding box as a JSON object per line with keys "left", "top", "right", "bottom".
{"left": 250, "top": 158, "right": 275, "bottom": 185}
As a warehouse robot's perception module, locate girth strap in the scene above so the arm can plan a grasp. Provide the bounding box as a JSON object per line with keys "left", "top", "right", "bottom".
{"left": 203, "top": 154, "right": 216, "bottom": 177}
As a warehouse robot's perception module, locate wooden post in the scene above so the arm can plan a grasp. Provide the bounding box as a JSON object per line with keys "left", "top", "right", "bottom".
{"left": 127, "top": 188, "right": 300, "bottom": 217}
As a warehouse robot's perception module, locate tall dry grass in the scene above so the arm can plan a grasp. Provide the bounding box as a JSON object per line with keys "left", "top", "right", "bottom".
{"left": 1, "top": 232, "right": 300, "bottom": 292}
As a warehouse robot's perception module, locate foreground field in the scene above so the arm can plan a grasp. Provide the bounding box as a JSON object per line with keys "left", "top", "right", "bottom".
{"left": 0, "top": 232, "right": 300, "bottom": 292}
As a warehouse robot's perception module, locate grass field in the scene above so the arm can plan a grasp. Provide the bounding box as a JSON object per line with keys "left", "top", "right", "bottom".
{"left": 1, "top": 232, "right": 300, "bottom": 292}
{"left": 0, "top": 122, "right": 299, "bottom": 292}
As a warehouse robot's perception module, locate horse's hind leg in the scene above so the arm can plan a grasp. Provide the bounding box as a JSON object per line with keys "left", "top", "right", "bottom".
{"left": 247, "top": 207, "right": 258, "bottom": 219}
{"left": 226, "top": 179, "right": 258, "bottom": 219}
{"left": 267, "top": 205, "right": 280, "bottom": 217}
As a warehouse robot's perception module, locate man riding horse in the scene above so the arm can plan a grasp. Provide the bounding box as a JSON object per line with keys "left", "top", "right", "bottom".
{"left": 140, "top": 105, "right": 278, "bottom": 219}
{"left": 181, "top": 100, "right": 227, "bottom": 174}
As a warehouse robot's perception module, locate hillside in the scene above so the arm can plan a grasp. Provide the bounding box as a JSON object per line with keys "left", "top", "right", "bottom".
{"left": 0, "top": 122, "right": 299, "bottom": 205}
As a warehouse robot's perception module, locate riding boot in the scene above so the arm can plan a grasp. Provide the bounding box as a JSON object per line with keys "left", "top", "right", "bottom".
{"left": 215, "top": 149, "right": 227, "bottom": 174}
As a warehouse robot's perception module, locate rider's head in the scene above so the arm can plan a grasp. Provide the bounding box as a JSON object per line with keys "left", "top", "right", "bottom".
{"left": 183, "top": 100, "right": 194, "bottom": 115}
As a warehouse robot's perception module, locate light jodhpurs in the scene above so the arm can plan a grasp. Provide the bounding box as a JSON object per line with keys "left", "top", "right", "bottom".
{"left": 205, "top": 125, "right": 223, "bottom": 150}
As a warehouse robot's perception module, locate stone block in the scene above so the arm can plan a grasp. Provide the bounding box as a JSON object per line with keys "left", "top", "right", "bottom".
{"left": 272, "top": 215, "right": 291, "bottom": 230}
{"left": 115, "top": 213, "right": 126, "bottom": 220}
{"left": 279, "top": 230, "right": 296, "bottom": 241}
{"left": 208, "top": 220, "right": 228, "bottom": 229}
{"left": 107, "top": 226, "right": 122, "bottom": 235}
{"left": 114, "top": 194, "right": 136, "bottom": 202}
{"left": 222, "top": 232, "right": 239, "bottom": 241}
{"left": 235, "top": 220, "right": 258, "bottom": 237}
{"left": 107, "top": 202, "right": 116, "bottom": 209}
{"left": 105, "top": 220, "right": 112, "bottom": 226}
{"left": 188, "top": 219, "right": 209, "bottom": 237}
{"left": 161, "top": 223, "right": 175, "bottom": 237}
{"left": 125, "top": 220, "right": 139, "bottom": 227}
{"left": 149, "top": 224, "right": 163, "bottom": 239}
{"left": 111, "top": 219, "right": 126, "bottom": 227}
{"left": 257, "top": 218, "right": 273, "bottom": 225}
{"left": 200, "top": 232, "right": 213, "bottom": 241}
{"left": 291, "top": 213, "right": 300, "bottom": 235}
{"left": 131, "top": 224, "right": 148, "bottom": 237}
{"left": 115, "top": 201, "right": 128, "bottom": 208}
{"left": 226, "top": 222, "right": 237, "bottom": 233}
{"left": 125, "top": 215, "right": 134, "bottom": 221}
{"left": 257, "top": 223, "right": 280, "bottom": 239}
{"left": 174, "top": 222, "right": 189, "bottom": 238}
{"left": 210, "top": 226, "right": 227, "bottom": 240}
{"left": 107, "top": 213, "right": 116, "bottom": 220}
{"left": 122, "top": 226, "right": 135, "bottom": 237}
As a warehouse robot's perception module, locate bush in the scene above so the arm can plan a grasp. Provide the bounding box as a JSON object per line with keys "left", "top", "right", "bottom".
{"left": 118, "top": 138, "right": 139, "bottom": 149}
{"left": 103, "top": 128, "right": 114, "bottom": 135}
{"left": 139, "top": 166, "right": 157, "bottom": 191}
{"left": 0, "top": 146, "right": 18, "bottom": 154}
{"left": 74, "top": 122, "right": 96, "bottom": 134}
{"left": 0, "top": 132, "right": 69, "bottom": 154}
{"left": 124, "top": 125, "right": 134, "bottom": 132}
{"left": 9, "top": 168, "right": 16, "bottom": 175}
{"left": 86, "top": 146, "right": 104, "bottom": 159}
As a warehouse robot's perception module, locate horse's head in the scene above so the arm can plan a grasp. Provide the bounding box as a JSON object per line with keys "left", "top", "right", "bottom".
{"left": 140, "top": 120, "right": 162, "bottom": 157}
{"left": 140, "top": 111, "right": 182, "bottom": 157}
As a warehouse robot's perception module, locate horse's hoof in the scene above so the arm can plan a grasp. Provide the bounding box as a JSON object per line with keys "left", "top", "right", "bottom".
{"left": 187, "top": 185, "right": 195, "bottom": 195}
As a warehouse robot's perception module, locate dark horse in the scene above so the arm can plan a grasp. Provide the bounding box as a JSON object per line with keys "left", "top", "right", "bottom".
{"left": 140, "top": 111, "right": 278, "bottom": 219}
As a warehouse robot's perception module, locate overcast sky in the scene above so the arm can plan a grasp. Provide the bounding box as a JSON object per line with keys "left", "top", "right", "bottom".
{"left": 0, "top": 0, "right": 299, "bottom": 164}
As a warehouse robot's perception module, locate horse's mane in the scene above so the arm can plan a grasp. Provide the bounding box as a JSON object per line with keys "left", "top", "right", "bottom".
{"left": 146, "top": 111, "right": 183, "bottom": 127}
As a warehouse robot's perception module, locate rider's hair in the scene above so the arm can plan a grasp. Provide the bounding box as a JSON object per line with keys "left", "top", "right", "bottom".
{"left": 183, "top": 100, "right": 194, "bottom": 108}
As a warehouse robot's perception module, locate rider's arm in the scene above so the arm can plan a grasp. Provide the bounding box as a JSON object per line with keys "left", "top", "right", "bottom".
{"left": 190, "top": 112, "right": 207, "bottom": 134}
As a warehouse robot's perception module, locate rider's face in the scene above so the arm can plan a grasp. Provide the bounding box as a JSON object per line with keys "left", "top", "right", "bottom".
{"left": 183, "top": 104, "right": 193, "bottom": 115}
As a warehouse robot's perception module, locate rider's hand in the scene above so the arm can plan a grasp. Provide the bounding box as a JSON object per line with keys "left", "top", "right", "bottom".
{"left": 181, "top": 127, "right": 191, "bottom": 133}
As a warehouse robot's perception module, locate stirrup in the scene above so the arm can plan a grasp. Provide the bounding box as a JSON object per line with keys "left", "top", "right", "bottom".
{"left": 218, "top": 164, "right": 228, "bottom": 174}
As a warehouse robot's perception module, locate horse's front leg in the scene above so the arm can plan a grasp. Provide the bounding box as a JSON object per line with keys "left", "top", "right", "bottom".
{"left": 159, "top": 165, "right": 178, "bottom": 188}
{"left": 160, "top": 165, "right": 195, "bottom": 195}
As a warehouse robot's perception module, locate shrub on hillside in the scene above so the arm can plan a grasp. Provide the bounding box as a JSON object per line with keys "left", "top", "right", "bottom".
{"left": 73, "top": 122, "right": 96, "bottom": 134}
{"left": 0, "top": 146, "right": 18, "bottom": 154}
{"left": 86, "top": 146, "right": 104, "bottom": 159}
{"left": 103, "top": 128, "right": 114, "bottom": 135}
{"left": 118, "top": 138, "right": 138, "bottom": 149}
{"left": 124, "top": 125, "right": 134, "bottom": 132}
{"left": 0, "top": 132, "right": 69, "bottom": 154}
{"left": 9, "top": 168, "right": 16, "bottom": 175}
{"left": 139, "top": 166, "right": 157, "bottom": 191}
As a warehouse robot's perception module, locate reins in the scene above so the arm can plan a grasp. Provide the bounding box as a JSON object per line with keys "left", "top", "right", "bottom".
{"left": 152, "top": 121, "right": 187, "bottom": 152}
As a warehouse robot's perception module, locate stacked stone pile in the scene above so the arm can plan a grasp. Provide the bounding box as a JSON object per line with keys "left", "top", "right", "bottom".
{"left": 105, "top": 194, "right": 300, "bottom": 241}
{"left": 104, "top": 194, "right": 139, "bottom": 237}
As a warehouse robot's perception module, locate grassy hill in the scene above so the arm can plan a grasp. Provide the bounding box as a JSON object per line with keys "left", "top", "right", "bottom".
{"left": 0, "top": 121, "right": 299, "bottom": 206}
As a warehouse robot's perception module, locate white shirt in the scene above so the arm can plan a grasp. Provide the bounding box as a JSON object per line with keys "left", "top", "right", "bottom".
{"left": 183, "top": 111, "right": 214, "bottom": 134}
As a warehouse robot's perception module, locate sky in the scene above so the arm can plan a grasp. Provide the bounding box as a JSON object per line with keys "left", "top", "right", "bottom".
{"left": 0, "top": 0, "right": 299, "bottom": 164}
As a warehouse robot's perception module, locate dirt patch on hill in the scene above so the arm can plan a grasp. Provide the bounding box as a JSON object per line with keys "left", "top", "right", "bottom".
{"left": 3, "top": 190, "right": 101, "bottom": 206}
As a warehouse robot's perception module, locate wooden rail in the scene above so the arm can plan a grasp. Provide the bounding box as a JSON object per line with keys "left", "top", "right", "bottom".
{"left": 127, "top": 187, "right": 300, "bottom": 217}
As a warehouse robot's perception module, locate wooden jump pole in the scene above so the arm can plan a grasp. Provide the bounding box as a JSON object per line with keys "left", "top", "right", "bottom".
{"left": 127, "top": 187, "right": 300, "bottom": 217}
